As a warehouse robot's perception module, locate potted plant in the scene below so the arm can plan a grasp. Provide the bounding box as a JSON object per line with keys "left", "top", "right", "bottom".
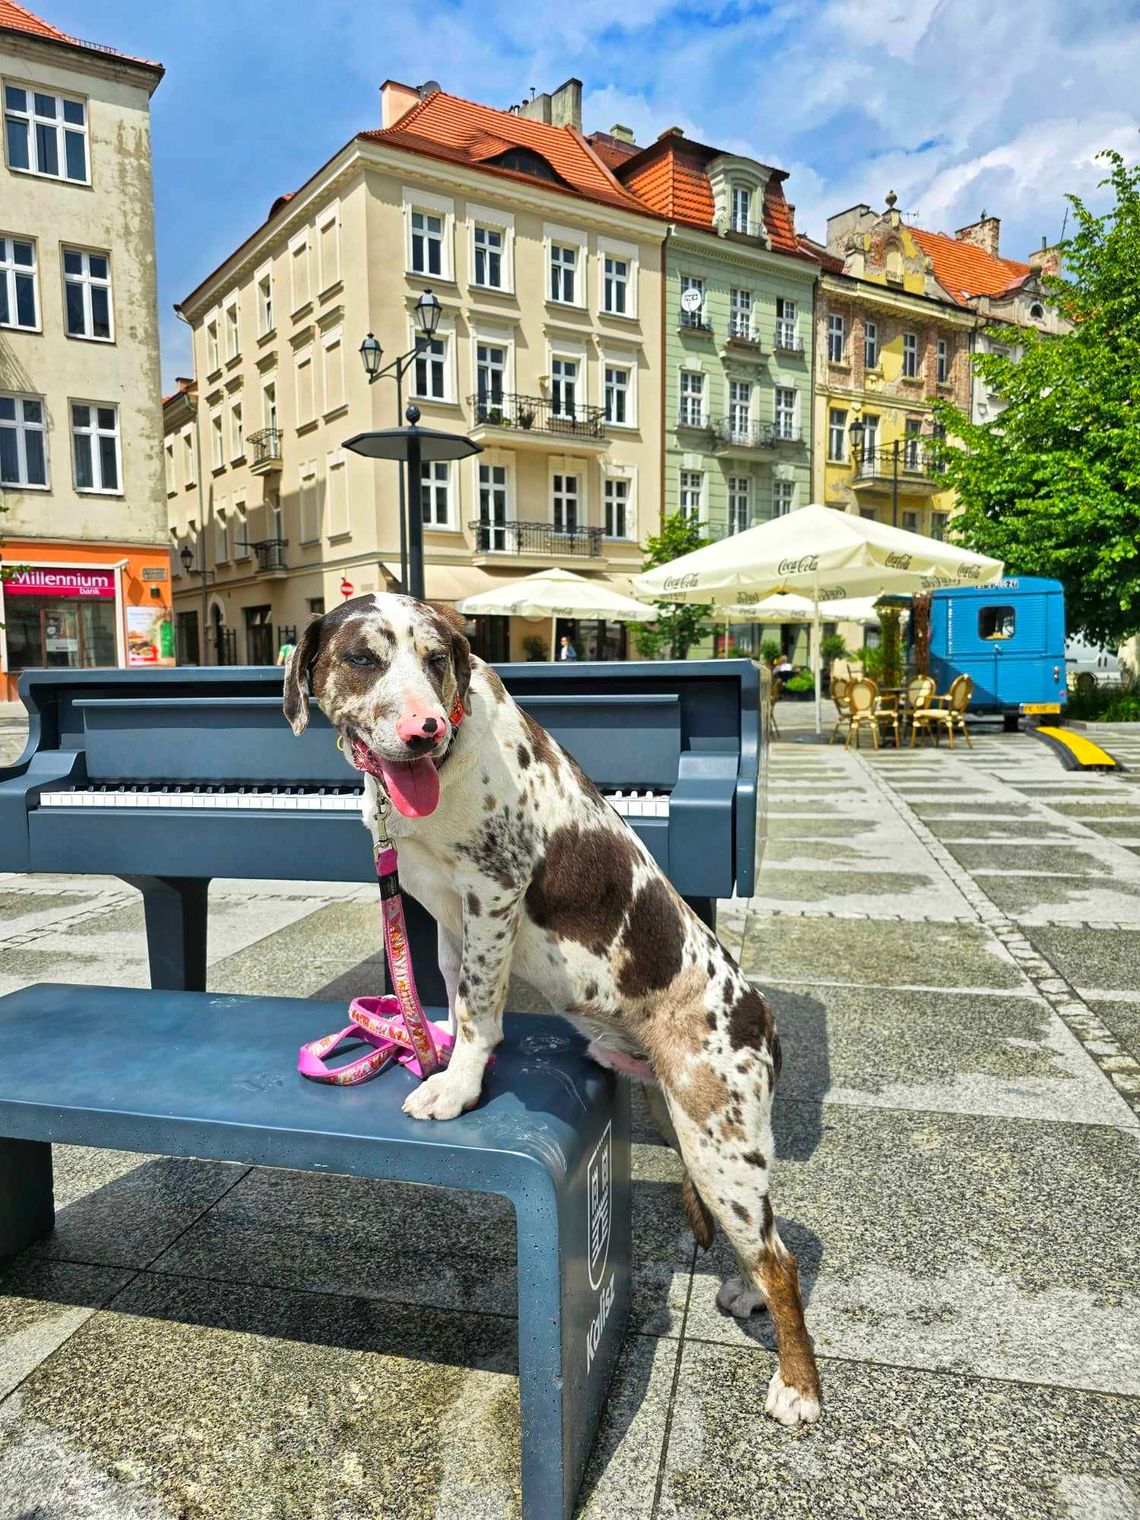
{"left": 522, "top": 634, "right": 547, "bottom": 662}
{"left": 519, "top": 408, "right": 535, "bottom": 430}
{"left": 759, "top": 638, "right": 782, "bottom": 667}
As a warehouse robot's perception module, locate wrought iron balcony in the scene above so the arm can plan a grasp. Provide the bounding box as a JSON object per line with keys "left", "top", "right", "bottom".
{"left": 769, "top": 423, "right": 803, "bottom": 444}
{"left": 248, "top": 427, "right": 282, "bottom": 475}
{"left": 679, "top": 309, "right": 713, "bottom": 333}
{"left": 726, "top": 316, "right": 761, "bottom": 346}
{"left": 855, "top": 446, "right": 937, "bottom": 482}
{"left": 469, "top": 519, "right": 604, "bottom": 558}
{"left": 467, "top": 392, "right": 606, "bottom": 441}
{"left": 773, "top": 325, "right": 805, "bottom": 354}
{"left": 253, "top": 538, "right": 288, "bottom": 574}
{"left": 715, "top": 213, "right": 766, "bottom": 241}
{"left": 713, "top": 418, "right": 769, "bottom": 451}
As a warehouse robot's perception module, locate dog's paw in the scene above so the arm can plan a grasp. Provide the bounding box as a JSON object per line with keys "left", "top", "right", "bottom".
{"left": 716, "top": 1275, "right": 766, "bottom": 1319}
{"left": 402, "top": 1071, "right": 477, "bottom": 1121}
{"left": 765, "top": 1368, "right": 821, "bottom": 1428}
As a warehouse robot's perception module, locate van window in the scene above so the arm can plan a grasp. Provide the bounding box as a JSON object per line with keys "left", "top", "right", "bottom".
{"left": 979, "top": 605, "right": 1015, "bottom": 640}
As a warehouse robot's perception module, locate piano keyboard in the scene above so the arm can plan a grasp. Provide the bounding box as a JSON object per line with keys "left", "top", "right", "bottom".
{"left": 38, "top": 785, "right": 671, "bottom": 819}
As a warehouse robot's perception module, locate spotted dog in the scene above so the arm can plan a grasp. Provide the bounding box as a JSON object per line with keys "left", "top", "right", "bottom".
{"left": 284, "top": 593, "right": 821, "bottom": 1427}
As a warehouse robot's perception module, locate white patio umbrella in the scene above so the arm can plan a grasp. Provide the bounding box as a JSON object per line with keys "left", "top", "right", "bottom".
{"left": 457, "top": 566, "right": 656, "bottom": 658}
{"left": 633, "top": 505, "right": 1003, "bottom": 733}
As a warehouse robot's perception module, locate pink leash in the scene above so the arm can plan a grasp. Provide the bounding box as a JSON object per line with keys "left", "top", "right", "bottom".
{"left": 298, "top": 807, "right": 454, "bottom": 1085}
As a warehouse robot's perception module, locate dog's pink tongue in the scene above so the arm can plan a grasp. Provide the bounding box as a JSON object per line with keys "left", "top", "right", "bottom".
{"left": 377, "top": 756, "right": 440, "bottom": 818}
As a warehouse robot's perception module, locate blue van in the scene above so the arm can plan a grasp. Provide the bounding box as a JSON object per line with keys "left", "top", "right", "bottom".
{"left": 928, "top": 577, "right": 1067, "bottom": 729}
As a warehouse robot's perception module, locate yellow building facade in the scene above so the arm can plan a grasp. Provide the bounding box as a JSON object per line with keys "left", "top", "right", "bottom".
{"left": 806, "top": 197, "right": 973, "bottom": 537}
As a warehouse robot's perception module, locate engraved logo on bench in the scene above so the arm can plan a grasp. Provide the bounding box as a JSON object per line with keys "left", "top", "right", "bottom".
{"left": 587, "top": 1121, "right": 612, "bottom": 1292}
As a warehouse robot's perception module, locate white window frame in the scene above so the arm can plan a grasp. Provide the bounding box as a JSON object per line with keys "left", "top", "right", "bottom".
{"left": 0, "top": 391, "right": 48, "bottom": 489}
{"left": 413, "top": 333, "right": 449, "bottom": 402}
{"left": 772, "top": 480, "right": 794, "bottom": 518}
{"left": 289, "top": 231, "right": 311, "bottom": 314}
{"left": 182, "top": 428, "right": 196, "bottom": 487}
{"left": 477, "top": 458, "right": 513, "bottom": 551}
{"left": 546, "top": 224, "right": 587, "bottom": 309}
{"left": 404, "top": 188, "right": 454, "bottom": 281}
{"left": 679, "top": 469, "right": 704, "bottom": 524}
{"left": 727, "top": 476, "right": 751, "bottom": 535}
{"left": 679, "top": 274, "right": 706, "bottom": 329}
{"left": 936, "top": 337, "right": 949, "bottom": 383}
{"left": 603, "top": 472, "right": 635, "bottom": 541}
{"left": 214, "top": 497, "right": 230, "bottom": 565}
{"left": 3, "top": 81, "right": 88, "bottom": 183}
{"left": 224, "top": 295, "right": 240, "bottom": 361}
{"left": 421, "top": 458, "right": 454, "bottom": 529}
{"left": 902, "top": 331, "right": 918, "bottom": 378}
{"left": 70, "top": 400, "right": 121, "bottom": 495}
{"left": 210, "top": 409, "right": 224, "bottom": 471}
{"left": 827, "top": 312, "right": 846, "bottom": 363}
{"left": 295, "top": 344, "right": 315, "bottom": 426}
{"left": 551, "top": 468, "right": 581, "bottom": 533}
{"left": 603, "top": 359, "right": 634, "bottom": 428}
{"left": 550, "top": 355, "right": 579, "bottom": 419}
{"left": 728, "top": 379, "right": 752, "bottom": 440}
{"left": 299, "top": 459, "right": 321, "bottom": 543}
{"left": 730, "top": 287, "right": 752, "bottom": 340}
{"left": 205, "top": 312, "right": 220, "bottom": 374}
{"left": 469, "top": 205, "right": 514, "bottom": 293}
{"left": 774, "top": 386, "right": 797, "bottom": 440}
{"left": 828, "top": 406, "right": 848, "bottom": 462}
{"left": 0, "top": 234, "right": 38, "bottom": 331}
{"left": 322, "top": 326, "right": 345, "bottom": 415}
{"left": 62, "top": 246, "right": 113, "bottom": 341}
{"left": 262, "top": 377, "right": 278, "bottom": 432}
{"left": 165, "top": 440, "right": 176, "bottom": 496}
{"left": 550, "top": 244, "right": 578, "bottom": 305}
{"left": 232, "top": 494, "right": 250, "bottom": 559}
{"left": 678, "top": 368, "right": 705, "bottom": 428}
{"left": 864, "top": 318, "right": 879, "bottom": 368}
{"left": 599, "top": 237, "right": 637, "bottom": 318}
{"left": 229, "top": 398, "right": 244, "bottom": 461}
{"left": 731, "top": 185, "right": 752, "bottom": 234}
{"left": 256, "top": 261, "right": 274, "bottom": 336}
{"left": 317, "top": 202, "right": 341, "bottom": 293}
{"left": 326, "top": 449, "right": 350, "bottom": 538}
{"left": 775, "top": 295, "right": 797, "bottom": 348}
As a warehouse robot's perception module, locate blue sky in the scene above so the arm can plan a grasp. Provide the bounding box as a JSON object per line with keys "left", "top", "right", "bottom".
{"left": 44, "top": 0, "right": 1140, "bottom": 389}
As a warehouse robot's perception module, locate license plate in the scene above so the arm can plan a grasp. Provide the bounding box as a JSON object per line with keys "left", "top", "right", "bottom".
{"left": 1021, "top": 703, "right": 1061, "bottom": 715}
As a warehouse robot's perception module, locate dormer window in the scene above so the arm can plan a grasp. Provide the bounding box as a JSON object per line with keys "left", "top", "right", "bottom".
{"left": 1029, "top": 302, "right": 1045, "bottom": 320}
{"left": 492, "top": 148, "right": 558, "bottom": 183}
{"left": 731, "top": 186, "right": 752, "bottom": 234}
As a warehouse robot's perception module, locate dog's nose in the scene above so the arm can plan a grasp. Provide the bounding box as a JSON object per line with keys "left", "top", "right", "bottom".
{"left": 395, "top": 706, "right": 447, "bottom": 745}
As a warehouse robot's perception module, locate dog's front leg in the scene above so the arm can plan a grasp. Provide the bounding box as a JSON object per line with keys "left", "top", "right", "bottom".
{"left": 403, "top": 897, "right": 521, "bottom": 1122}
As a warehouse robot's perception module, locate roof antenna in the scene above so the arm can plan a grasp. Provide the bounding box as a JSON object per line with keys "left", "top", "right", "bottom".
{"left": 530, "top": 87, "right": 536, "bottom": 99}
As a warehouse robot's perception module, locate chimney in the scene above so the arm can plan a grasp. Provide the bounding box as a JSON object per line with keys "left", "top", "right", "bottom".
{"left": 1028, "top": 238, "right": 1063, "bottom": 279}
{"left": 610, "top": 123, "right": 635, "bottom": 144}
{"left": 955, "top": 213, "right": 1001, "bottom": 258}
{"left": 380, "top": 78, "right": 436, "bottom": 129}
{"left": 658, "top": 125, "right": 685, "bottom": 141}
{"left": 518, "top": 78, "right": 582, "bottom": 131}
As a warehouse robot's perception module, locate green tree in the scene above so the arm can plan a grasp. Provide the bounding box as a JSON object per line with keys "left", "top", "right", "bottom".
{"left": 932, "top": 150, "right": 1140, "bottom": 647}
{"left": 628, "top": 512, "right": 714, "bottom": 659}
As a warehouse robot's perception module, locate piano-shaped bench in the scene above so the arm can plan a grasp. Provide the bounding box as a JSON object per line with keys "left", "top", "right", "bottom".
{"left": 0, "top": 983, "right": 631, "bottom": 1520}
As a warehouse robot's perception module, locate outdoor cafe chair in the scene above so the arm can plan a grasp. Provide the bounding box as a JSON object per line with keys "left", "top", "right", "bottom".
{"left": 828, "top": 675, "right": 852, "bottom": 745}
{"left": 873, "top": 684, "right": 902, "bottom": 749}
{"left": 904, "top": 675, "right": 936, "bottom": 739}
{"left": 911, "top": 673, "right": 974, "bottom": 749}
{"left": 845, "top": 678, "right": 881, "bottom": 749}
{"left": 767, "top": 676, "right": 783, "bottom": 739}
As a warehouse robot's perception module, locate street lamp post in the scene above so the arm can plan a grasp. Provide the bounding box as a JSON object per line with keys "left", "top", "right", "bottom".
{"left": 178, "top": 537, "right": 211, "bottom": 665}
{"left": 358, "top": 289, "right": 442, "bottom": 592}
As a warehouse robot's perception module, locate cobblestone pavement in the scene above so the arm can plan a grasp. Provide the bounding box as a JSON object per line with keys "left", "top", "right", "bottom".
{"left": 1, "top": 702, "right": 1138, "bottom": 1518}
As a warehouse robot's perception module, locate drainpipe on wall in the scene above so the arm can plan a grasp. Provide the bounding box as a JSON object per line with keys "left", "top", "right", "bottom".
{"left": 176, "top": 308, "right": 211, "bottom": 664}
{"left": 660, "top": 225, "right": 673, "bottom": 532}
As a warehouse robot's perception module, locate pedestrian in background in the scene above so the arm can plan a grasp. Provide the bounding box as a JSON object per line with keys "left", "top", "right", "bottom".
{"left": 558, "top": 635, "right": 578, "bottom": 662}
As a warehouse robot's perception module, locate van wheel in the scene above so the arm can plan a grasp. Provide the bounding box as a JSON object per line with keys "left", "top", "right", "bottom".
{"left": 1003, "top": 714, "right": 1021, "bottom": 733}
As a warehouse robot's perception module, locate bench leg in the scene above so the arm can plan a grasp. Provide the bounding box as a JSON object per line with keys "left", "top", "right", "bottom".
{"left": 513, "top": 1080, "right": 631, "bottom": 1520}
{"left": 0, "top": 1138, "right": 54, "bottom": 1257}
{"left": 122, "top": 876, "right": 211, "bottom": 991}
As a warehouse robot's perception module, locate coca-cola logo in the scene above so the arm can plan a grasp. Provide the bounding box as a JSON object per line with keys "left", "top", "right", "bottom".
{"left": 662, "top": 573, "right": 700, "bottom": 592}
{"left": 820, "top": 584, "right": 848, "bottom": 600}
{"left": 736, "top": 592, "right": 761, "bottom": 606}
{"left": 777, "top": 555, "right": 818, "bottom": 575}
{"left": 884, "top": 552, "right": 912, "bottom": 570}
{"left": 957, "top": 562, "right": 982, "bottom": 579}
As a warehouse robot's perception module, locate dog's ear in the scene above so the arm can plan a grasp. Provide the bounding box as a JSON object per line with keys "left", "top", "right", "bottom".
{"left": 427, "top": 600, "right": 473, "bottom": 715}
{"left": 282, "top": 614, "right": 325, "bottom": 736}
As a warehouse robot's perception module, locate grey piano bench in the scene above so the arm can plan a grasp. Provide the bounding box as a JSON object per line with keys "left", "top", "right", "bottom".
{"left": 0, "top": 984, "right": 631, "bottom": 1520}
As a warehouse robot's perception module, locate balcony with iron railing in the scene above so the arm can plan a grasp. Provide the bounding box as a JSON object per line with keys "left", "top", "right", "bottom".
{"left": 712, "top": 418, "right": 770, "bottom": 452}
{"left": 678, "top": 308, "right": 713, "bottom": 334}
{"left": 248, "top": 427, "right": 283, "bottom": 475}
{"left": 468, "top": 519, "right": 605, "bottom": 559}
{"left": 466, "top": 392, "right": 608, "bottom": 448}
{"left": 726, "top": 315, "right": 762, "bottom": 349}
{"left": 852, "top": 445, "right": 944, "bottom": 493}
{"left": 716, "top": 214, "right": 767, "bottom": 241}
{"left": 773, "top": 325, "right": 805, "bottom": 354}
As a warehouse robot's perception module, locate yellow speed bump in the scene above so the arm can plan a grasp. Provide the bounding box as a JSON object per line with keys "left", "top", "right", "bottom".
{"left": 1032, "top": 726, "right": 1122, "bottom": 772}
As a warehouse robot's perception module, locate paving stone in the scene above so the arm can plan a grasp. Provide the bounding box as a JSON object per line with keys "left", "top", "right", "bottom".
{"left": 657, "top": 1342, "right": 1140, "bottom": 1520}
{"left": 0, "top": 1258, "right": 133, "bottom": 1403}
{"left": 754, "top": 869, "right": 942, "bottom": 907}
{"left": 975, "top": 872, "right": 1140, "bottom": 919}
{"left": 1087, "top": 1000, "right": 1140, "bottom": 1065}
{"left": 740, "top": 915, "right": 1028, "bottom": 989}
{"left": 911, "top": 801, "right": 1036, "bottom": 818}
{"left": 923, "top": 817, "right": 1086, "bottom": 842}
{"left": 765, "top": 816, "right": 880, "bottom": 840}
{"left": 944, "top": 842, "right": 1122, "bottom": 877}
{"left": 686, "top": 1104, "right": 1140, "bottom": 1393}
{"left": 763, "top": 981, "right": 1132, "bottom": 1126}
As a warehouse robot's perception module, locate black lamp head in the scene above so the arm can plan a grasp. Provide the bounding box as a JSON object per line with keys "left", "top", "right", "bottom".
{"left": 359, "top": 332, "right": 383, "bottom": 379}
{"left": 415, "top": 288, "right": 442, "bottom": 338}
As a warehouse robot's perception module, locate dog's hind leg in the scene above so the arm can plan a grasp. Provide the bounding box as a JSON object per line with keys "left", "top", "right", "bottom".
{"left": 664, "top": 1096, "right": 821, "bottom": 1428}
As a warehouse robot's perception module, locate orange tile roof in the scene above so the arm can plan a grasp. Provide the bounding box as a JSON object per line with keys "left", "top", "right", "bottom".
{"left": 615, "top": 135, "right": 812, "bottom": 260}
{"left": 362, "top": 91, "right": 652, "bottom": 217}
{"left": 0, "top": 0, "right": 162, "bottom": 71}
{"left": 910, "top": 226, "right": 1030, "bottom": 302}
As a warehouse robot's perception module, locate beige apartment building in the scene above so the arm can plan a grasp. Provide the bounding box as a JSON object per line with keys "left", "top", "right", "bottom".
{"left": 0, "top": 1, "right": 165, "bottom": 699}
{"left": 170, "top": 78, "right": 665, "bottom": 664}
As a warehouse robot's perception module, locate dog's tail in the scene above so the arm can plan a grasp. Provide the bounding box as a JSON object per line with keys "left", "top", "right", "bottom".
{"left": 681, "top": 1169, "right": 716, "bottom": 1251}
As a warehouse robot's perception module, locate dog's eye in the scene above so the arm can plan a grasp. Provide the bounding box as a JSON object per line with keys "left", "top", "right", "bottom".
{"left": 345, "top": 652, "right": 375, "bottom": 668}
{"left": 427, "top": 651, "right": 448, "bottom": 673}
